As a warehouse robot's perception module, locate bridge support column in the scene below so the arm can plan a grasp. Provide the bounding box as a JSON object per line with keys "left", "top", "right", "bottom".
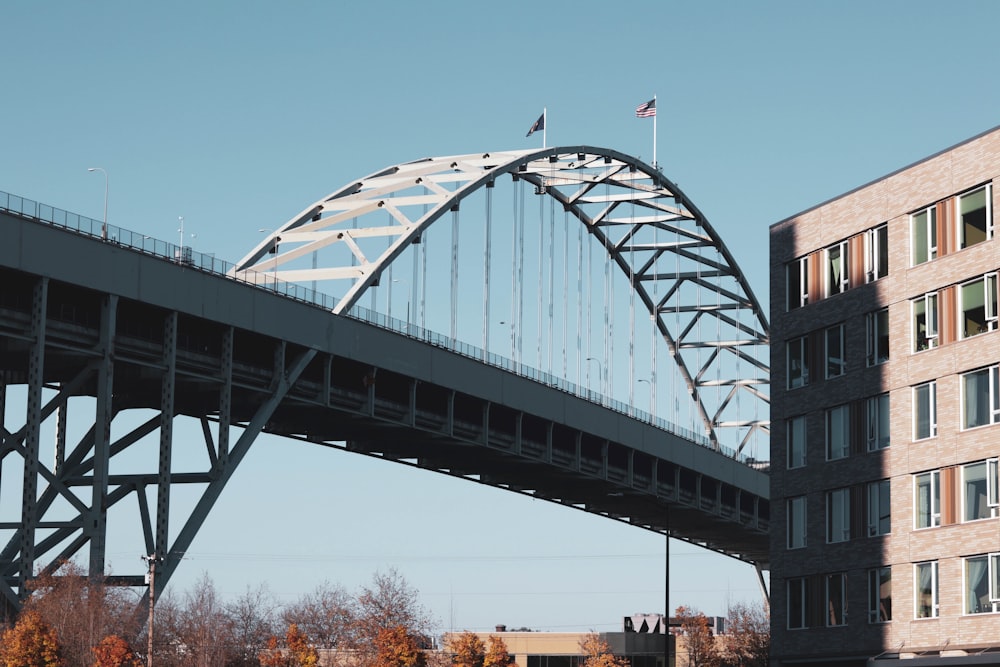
{"left": 155, "top": 312, "right": 178, "bottom": 574}
{"left": 18, "top": 277, "right": 47, "bottom": 600}
{"left": 88, "top": 294, "right": 117, "bottom": 580}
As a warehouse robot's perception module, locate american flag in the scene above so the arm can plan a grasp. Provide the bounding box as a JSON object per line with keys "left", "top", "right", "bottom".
{"left": 526, "top": 112, "right": 545, "bottom": 137}
{"left": 635, "top": 98, "right": 656, "bottom": 118}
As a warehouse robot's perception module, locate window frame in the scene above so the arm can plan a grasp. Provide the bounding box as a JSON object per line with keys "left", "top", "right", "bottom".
{"left": 825, "top": 240, "right": 849, "bottom": 297}
{"left": 825, "top": 323, "right": 846, "bottom": 379}
{"left": 867, "top": 479, "right": 891, "bottom": 536}
{"left": 826, "top": 404, "right": 850, "bottom": 461}
{"left": 964, "top": 553, "right": 1000, "bottom": 614}
{"left": 915, "top": 561, "right": 939, "bottom": 619}
{"left": 913, "top": 381, "right": 937, "bottom": 441}
{"left": 958, "top": 272, "right": 999, "bottom": 339}
{"left": 787, "top": 496, "right": 807, "bottom": 550}
{"left": 787, "top": 415, "right": 807, "bottom": 469}
{"left": 787, "top": 577, "right": 808, "bottom": 630}
{"left": 786, "top": 256, "right": 808, "bottom": 311}
{"left": 958, "top": 183, "right": 993, "bottom": 250}
{"left": 911, "top": 205, "right": 938, "bottom": 266}
{"left": 826, "top": 487, "right": 850, "bottom": 544}
{"left": 914, "top": 470, "right": 941, "bottom": 529}
{"left": 866, "top": 393, "right": 890, "bottom": 451}
{"left": 866, "top": 308, "right": 890, "bottom": 366}
{"left": 912, "top": 292, "right": 939, "bottom": 352}
{"left": 826, "top": 573, "right": 847, "bottom": 627}
{"left": 787, "top": 335, "right": 809, "bottom": 389}
{"left": 868, "top": 566, "right": 892, "bottom": 624}
{"left": 865, "top": 223, "right": 888, "bottom": 283}
{"left": 961, "top": 365, "right": 1000, "bottom": 430}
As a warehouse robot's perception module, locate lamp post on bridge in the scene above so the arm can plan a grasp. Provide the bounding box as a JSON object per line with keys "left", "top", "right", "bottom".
{"left": 87, "top": 167, "right": 108, "bottom": 239}
{"left": 586, "top": 357, "right": 604, "bottom": 397}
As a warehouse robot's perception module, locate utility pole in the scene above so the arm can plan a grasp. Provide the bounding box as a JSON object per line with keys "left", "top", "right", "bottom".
{"left": 143, "top": 554, "right": 159, "bottom": 667}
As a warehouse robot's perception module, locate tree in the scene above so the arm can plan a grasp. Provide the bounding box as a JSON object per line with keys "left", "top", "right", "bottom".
{"left": 225, "top": 584, "right": 279, "bottom": 666}
{"left": 167, "top": 572, "right": 235, "bottom": 667}
{"left": 260, "top": 624, "right": 319, "bottom": 667}
{"left": 674, "top": 607, "right": 719, "bottom": 667}
{"left": 579, "top": 634, "right": 629, "bottom": 667}
{"left": 720, "top": 603, "right": 768, "bottom": 667}
{"left": 373, "top": 625, "right": 426, "bottom": 667}
{"left": 23, "top": 562, "right": 137, "bottom": 667}
{"left": 282, "top": 581, "right": 357, "bottom": 650}
{"left": 448, "top": 632, "right": 484, "bottom": 667}
{"left": 352, "top": 569, "right": 434, "bottom": 667}
{"left": 0, "top": 609, "right": 64, "bottom": 667}
{"left": 91, "top": 635, "right": 140, "bottom": 667}
{"left": 483, "top": 635, "right": 512, "bottom": 667}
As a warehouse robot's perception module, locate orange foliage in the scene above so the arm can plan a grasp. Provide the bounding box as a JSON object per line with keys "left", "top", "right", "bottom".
{"left": 260, "top": 623, "right": 319, "bottom": 667}
{"left": 0, "top": 609, "right": 64, "bottom": 666}
{"left": 374, "top": 625, "right": 426, "bottom": 667}
{"left": 91, "top": 635, "right": 140, "bottom": 667}
{"left": 483, "top": 635, "right": 513, "bottom": 667}
{"left": 449, "top": 631, "right": 484, "bottom": 667}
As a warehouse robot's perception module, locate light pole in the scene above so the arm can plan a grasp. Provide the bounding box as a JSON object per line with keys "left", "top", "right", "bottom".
{"left": 586, "top": 357, "right": 604, "bottom": 395}
{"left": 637, "top": 378, "right": 652, "bottom": 416}
{"left": 87, "top": 167, "right": 108, "bottom": 238}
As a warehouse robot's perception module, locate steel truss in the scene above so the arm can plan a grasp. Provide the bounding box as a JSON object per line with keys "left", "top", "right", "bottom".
{"left": 235, "top": 147, "right": 769, "bottom": 452}
{"left": 0, "top": 275, "right": 316, "bottom": 613}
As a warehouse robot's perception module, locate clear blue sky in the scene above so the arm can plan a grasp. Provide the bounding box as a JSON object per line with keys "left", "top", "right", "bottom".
{"left": 4, "top": 0, "right": 1000, "bottom": 633}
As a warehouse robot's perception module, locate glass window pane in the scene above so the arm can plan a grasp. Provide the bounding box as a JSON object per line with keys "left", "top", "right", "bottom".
{"left": 960, "top": 187, "right": 989, "bottom": 248}
{"left": 964, "top": 369, "right": 990, "bottom": 429}
{"left": 964, "top": 462, "right": 989, "bottom": 521}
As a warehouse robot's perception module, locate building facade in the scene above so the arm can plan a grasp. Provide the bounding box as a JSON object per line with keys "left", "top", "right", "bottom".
{"left": 770, "top": 127, "right": 1000, "bottom": 666}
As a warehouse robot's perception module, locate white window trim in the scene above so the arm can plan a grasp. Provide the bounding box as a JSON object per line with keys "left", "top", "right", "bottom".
{"left": 958, "top": 273, "right": 999, "bottom": 339}
{"left": 868, "top": 567, "right": 891, "bottom": 624}
{"left": 867, "top": 479, "right": 890, "bottom": 537}
{"left": 826, "top": 405, "right": 850, "bottom": 461}
{"left": 912, "top": 292, "right": 939, "bottom": 352}
{"left": 961, "top": 365, "right": 1000, "bottom": 431}
{"left": 865, "top": 224, "right": 888, "bottom": 283}
{"left": 827, "top": 488, "right": 850, "bottom": 543}
{"left": 915, "top": 561, "right": 939, "bottom": 619}
{"left": 866, "top": 308, "right": 889, "bottom": 366}
{"left": 825, "top": 240, "right": 849, "bottom": 297}
{"left": 787, "top": 496, "right": 807, "bottom": 550}
{"left": 826, "top": 324, "right": 846, "bottom": 379}
{"left": 866, "top": 393, "right": 890, "bottom": 451}
{"left": 914, "top": 470, "right": 941, "bottom": 529}
{"left": 958, "top": 183, "right": 994, "bottom": 248}
{"left": 787, "top": 256, "right": 808, "bottom": 310}
{"left": 991, "top": 553, "right": 1000, "bottom": 604}
{"left": 787, "top": 415, "right": 807, "bottom": 469}
{"left": 911, "top": 206, "right": 938, "bottom": 266}
{"left": 913, "top": 381, "right": 937, "bottom": 440}
{"left": 826, "top": 573, "right": 847, "bottom": 627}
{"left": 787, "top": 336, "right": 808, "bottom": 389}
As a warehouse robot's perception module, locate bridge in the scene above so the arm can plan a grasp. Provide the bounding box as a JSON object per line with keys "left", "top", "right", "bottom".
{"left": 0, "top": 146, "right": 770, "bottom": 613}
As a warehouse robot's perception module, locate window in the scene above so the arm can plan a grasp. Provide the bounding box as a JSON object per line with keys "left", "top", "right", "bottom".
{"left": 826, "top": 241, "right": 849, "bottom": 296}
{"left": 826, "top": 573, "right": 847, "bottom": 626}
{"left": 787, "top": 496, "right": 807, "bottom": 549}
{"left": 868, "top": 567, "right": 892, "bottom": 623}
{"left": 866, "top": 393, "right": 890, "bottom": 451}
{"left": 826, "top": 404, "right": 850, "bottom": 460}
{"left": 787, "top": 336, "right": 809, "bottom": 389}
{"left": 962, "top": 365, "right": 1000, "bottom": 429}
{"left": 913, "top": 381, "right": 937, "bottom": 440}
{"left": 867, "top": 479, "right": 891, "bottom": 536}
{"left": 915, "top": 470, "right": 941, "bottom": 529}
{"left": 787, "top": 577, "right": 809, "bottom": 629}
{"left": 787, "top": 256, "right": 808, "bottom": 310}
{"left": 866, "top": 223, "right": 889, "bottom": 282}
{"left": 963, "top": 459, "right": 999, "bottom": 521}
{"left": 787, "top": 415, "right": 807, "bottom": 469}
{"left": 915, "top": 561, "right": 939, "bottom": 618}
{"left": 959, "top": 273, "right": 998, "bottom": 338}
{"left": 964, "top": 554, "right": 1000, "bottom": 614}
{"left": 912, "top": 206, "right": 937, "bottom": 265}
{"left": 866, "top": 308, "right": 889, "bottom": 365}
{"left": 825, "top": 324, "right": 846, "bottom": 378}
{"left": 958, "top": 184, "right": 993, "bottom": 250}
{"left": 826, "top": 488, "right": 850, "bottom": 543}
{"left": 912, "top": 292, "right": 939, "bottom": 351}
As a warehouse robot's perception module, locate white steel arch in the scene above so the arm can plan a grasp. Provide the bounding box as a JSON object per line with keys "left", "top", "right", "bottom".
{"left": 233, "top": 147, "right": 769, "bottom": 452}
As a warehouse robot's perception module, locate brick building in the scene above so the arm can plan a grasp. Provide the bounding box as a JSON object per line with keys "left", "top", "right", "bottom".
{"left": 769, "top": 127, "right": 1000, "bottom": 666}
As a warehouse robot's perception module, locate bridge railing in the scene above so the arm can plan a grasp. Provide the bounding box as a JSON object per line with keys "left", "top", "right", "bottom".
{"left": 1, "top": 189, "right": 762, "bottom": 464}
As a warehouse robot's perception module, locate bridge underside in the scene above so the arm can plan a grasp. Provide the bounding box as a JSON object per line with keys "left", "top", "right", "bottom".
{"left": 0, "top": 211, "right": 769, "bottom": 613}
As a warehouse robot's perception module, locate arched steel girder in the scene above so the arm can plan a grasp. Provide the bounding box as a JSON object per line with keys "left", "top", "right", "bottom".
{"left": 233, "top": 147, "right": 769, "bottom": 452}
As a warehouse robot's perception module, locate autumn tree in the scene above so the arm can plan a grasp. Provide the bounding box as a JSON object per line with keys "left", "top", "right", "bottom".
{"left": 449, "top": 631, "right": 485, "bottom": 667}
{"left": 579, "top": 634, "right": 629, "bottom": 667}
{"left": 91, "top": 635, "right": 140, "bottom": 667}
{"left": 23, "top": 561, "right": 137, "bottom": 667}
{"left": 0, "top": 609, "right": 64, "bottom": 667}
{"left": 165, "top": 572, "right": 235, "bottom": 667}
{"left": 674, "top": 607, "right": 719, "bottom": 667}
{"left": 374, "top": 625, "right": 426, "bottom": 667}
{"left": 483, "top": 635, "right": 512, "bottom": 667}
{"left": 720, "top": 603, "right": 768, "bottom": 667}
{"left": 261, "top": 623, "right": 320, "bottom": 667}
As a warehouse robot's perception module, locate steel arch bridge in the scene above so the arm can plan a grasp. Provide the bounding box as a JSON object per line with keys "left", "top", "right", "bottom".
{"left": 0, "top": 145, "right": 769, "bottom": 615}
{"left": 234, "top": 147, "right": 769, "bottom": 453}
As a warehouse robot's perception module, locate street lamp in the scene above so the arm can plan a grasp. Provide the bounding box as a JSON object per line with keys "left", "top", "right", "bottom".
{"left": 586, "top": 357, "right": 604, "bottom": 395}
{"left": 87, "top": 167, "right": 108, "bottom": 238}
{"left": 636, "top": 378, "right": 652, "bottom": 415}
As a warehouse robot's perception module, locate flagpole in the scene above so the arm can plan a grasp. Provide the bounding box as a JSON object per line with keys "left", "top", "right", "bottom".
{"left": 543, "top": 107, "right": 547, "bottom": 149}
{"left": 652, "top": 94, "right": 657, "bottom": 169}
